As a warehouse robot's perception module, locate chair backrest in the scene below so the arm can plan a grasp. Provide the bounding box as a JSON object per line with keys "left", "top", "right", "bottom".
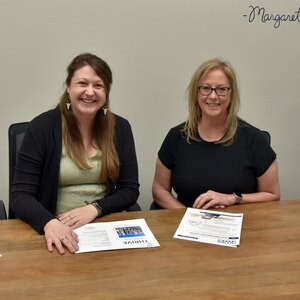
{"left": 261, "top": 130, "right": 271, "bottom": 145}
{"left": 8, "top": 122, "right": 29, "bottom": 219}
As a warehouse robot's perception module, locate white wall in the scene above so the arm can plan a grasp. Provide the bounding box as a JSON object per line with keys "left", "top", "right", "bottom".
{"left": 0, "top": 0, "right": 299, "bottom": 211}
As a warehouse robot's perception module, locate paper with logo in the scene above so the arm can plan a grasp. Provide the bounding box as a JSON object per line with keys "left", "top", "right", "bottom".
{"left": 74, "top": 218, "right": 160, "bottom": 253}
{"left": 174, "top": 208, "right": 243, "bottom": 247}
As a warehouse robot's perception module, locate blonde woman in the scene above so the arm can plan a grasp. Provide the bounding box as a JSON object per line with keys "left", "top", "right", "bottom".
{"left": 152, "top": 58, "right": 280, "bottom": 210}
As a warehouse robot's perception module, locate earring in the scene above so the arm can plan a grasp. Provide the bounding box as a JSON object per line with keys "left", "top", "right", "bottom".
{"left": 102, "top": 106, "right": 109, "bottom": 115}
{"left": 66, "top": 102, "right": 71, "bottom": 111}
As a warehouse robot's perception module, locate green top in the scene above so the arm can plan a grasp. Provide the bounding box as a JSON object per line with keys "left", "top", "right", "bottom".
{"left": 56, "top": 143, "right": 108, "bottom": 215}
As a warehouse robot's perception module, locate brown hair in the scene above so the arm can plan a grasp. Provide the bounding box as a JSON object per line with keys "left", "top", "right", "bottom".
{"left": 59, "top": 53, "right": 119, "bottom": 182}
{"left": 183, "top": 58, "right": 240, "bottom": 145}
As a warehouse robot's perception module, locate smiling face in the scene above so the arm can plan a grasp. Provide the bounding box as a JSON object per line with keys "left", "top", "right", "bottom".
{"left": 197, "top": 68, "right": 232, "bottom": 120}
{"left": 67, "top": 65, "right": 107, "bottom": 120}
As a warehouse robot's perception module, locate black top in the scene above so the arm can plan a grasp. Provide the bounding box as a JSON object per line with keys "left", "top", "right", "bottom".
{"left": 158, "top": 121, "right": 276, "bottom": 207}
{"left": 10, "top": 107, "right": 139, "bottom": 232}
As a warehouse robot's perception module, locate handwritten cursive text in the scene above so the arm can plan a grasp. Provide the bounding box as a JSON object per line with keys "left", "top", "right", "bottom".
{"left": 244, "top": 5, "right": 300, "bottom": 28}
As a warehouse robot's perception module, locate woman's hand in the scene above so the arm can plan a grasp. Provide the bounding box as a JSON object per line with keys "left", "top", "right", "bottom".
{"left": 44, "top": 218, "right": 79, "bottom": 255}
{"left": 193, "top": 190, "right": 236, "bottom": 210}
{"left": 57, "top": 204, "right": 98, "bottom": 230}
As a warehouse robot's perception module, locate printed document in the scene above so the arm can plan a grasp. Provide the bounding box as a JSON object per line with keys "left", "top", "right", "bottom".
{"left": 74, "top": 218, "right": 160, "bottom": 253}
{"left": 174, "top": 208, "right": 243, "bottom": 247}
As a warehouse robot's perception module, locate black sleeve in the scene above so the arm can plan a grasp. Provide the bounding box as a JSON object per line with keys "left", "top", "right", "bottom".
{"left": 10, "top": 113, "right": 59, "bottom": 232}
{"left": 96, "top": 116, "right": 140, "bottom": 214}
{"left": 158, "top": 125, "right": 182, "bottom": 170}
{"left": 249, "top": 130, "right": 276, "bottom": 177}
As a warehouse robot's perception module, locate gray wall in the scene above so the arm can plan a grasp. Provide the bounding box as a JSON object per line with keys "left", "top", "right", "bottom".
{"left": 1, "top": 0, "right": 299, "bottom": 211}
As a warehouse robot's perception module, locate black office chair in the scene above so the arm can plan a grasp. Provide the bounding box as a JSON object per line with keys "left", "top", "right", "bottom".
{"left": 126, "top": 202, "right": 141, "bottom": 211}
{"left": 260, "top": 130, "right": 271, "bottom": 145}
{"left": 8, "top": 122, "right": 29, "bottom": 219}
{"left": 0, "top": 200, "right": 7, "bottom": 220}
{"left": 8, "top": 122, "right": 140, "bottom": 218}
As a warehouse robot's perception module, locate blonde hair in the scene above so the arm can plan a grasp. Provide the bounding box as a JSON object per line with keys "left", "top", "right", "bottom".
{"left": 183, "top": 58, "right": 240, "bottom": 145}
{"left": 59, "top": 53, "right": 119, "bottom": 182}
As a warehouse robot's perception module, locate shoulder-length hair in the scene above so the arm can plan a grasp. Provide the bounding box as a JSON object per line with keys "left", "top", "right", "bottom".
{"left": 59, "top": 53, "right": 119, "bottom": 182}
{"left": 183, "top": 58, "right": 240, "bottom": 145}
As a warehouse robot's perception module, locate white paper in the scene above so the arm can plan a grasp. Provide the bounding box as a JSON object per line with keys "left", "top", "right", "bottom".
{"left": 174, "top": 208, "right": 243, "bottom": 247}
{"left": 74, "top": 218, "right": 160, "bottom": 253}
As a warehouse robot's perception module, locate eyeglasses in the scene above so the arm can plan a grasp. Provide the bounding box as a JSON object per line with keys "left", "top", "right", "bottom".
{"left": 198, "top": 86, "right": 231, "bottom": 96}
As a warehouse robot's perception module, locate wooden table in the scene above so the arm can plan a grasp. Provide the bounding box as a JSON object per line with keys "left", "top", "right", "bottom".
{"left": 0, "top": 200, "right": 299, "bottom": 299}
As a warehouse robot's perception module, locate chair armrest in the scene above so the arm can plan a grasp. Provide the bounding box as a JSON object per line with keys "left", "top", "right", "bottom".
{"left": 0, "top": 200, "right": 7, "bottom": 220}
{"left": 126, "top": 202, "right": 142, "bottom": 212}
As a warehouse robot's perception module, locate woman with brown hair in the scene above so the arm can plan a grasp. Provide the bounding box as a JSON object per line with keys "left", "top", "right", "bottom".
{"left": 11, "top": 53, "right": 139, "bottom": 254}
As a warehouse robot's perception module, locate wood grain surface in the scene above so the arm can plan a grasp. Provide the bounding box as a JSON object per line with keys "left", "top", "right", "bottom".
{"left": 0, "top": 200, "right": 299, "bottom": 299}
